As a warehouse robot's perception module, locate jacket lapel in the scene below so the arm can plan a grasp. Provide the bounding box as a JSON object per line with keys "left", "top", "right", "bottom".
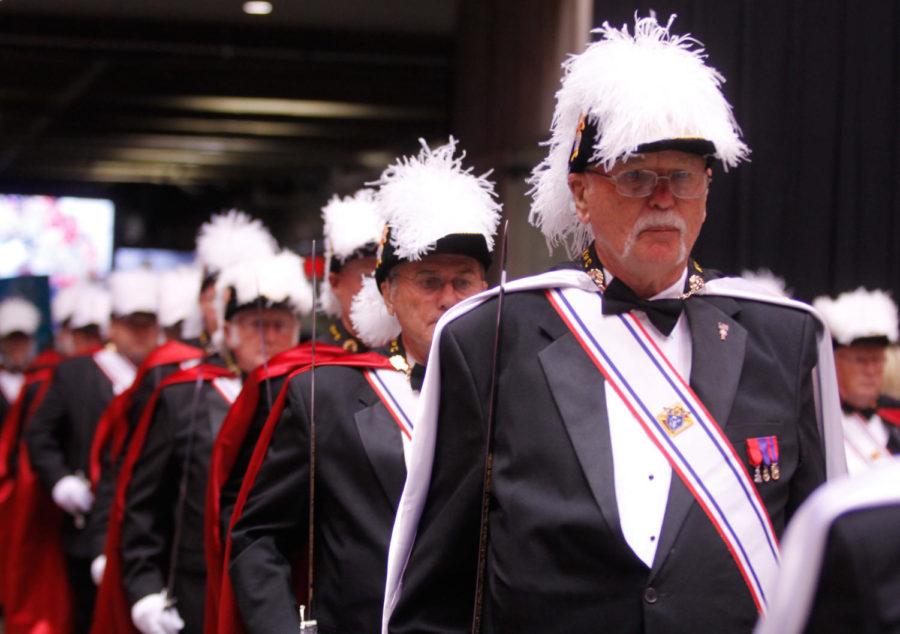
{"left": 538, "top": 321, "right": 624, "bottom": 543}
{"left": 650, "top": 295, "right": 747, "bottom": 577}
{"left": 354, "top": 390, "right": 407, "bottom": 510}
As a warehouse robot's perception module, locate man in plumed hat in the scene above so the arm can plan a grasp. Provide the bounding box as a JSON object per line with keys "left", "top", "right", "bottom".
{"left": 102, "top": 250, "right": 312, "bottom": 634}
{"left": 384, "top": 15, "right": 844, "bottom": 634}
{"left": 319, "top": 188, "right": 383, "bottom": 352}
{"left": 814, "top": 288, "right": 900, "bottom": 474}
{"left": 25, "top": 269, "right": 161, "bottom": 633}
{"left": 209, "top": 189, "right": 384, "bottom": 592}
{"left": 225, "top": 137, "right": 500, "bottom": 634}
{"left": 0, "top": 296, "right": 42, "bottom": 422}
{"left": 86, "top": 211, "right": 281, "bottom": 591}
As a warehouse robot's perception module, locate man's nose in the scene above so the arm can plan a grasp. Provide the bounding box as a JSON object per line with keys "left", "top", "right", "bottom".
{"left": 648, "top": 178, "right": 676, "bottom": 208}
{"left": 436, "top": 282, "right": 459, "bottom": 311}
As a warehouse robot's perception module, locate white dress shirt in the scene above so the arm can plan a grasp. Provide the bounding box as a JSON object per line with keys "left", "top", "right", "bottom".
{"left": 842, "top": 410, "right": 892, "bottom": 476}
{"left": 604, "top": 268, "right": 690, "bottom": 567}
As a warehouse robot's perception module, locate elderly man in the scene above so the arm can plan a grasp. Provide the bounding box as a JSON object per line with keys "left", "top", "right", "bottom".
{"left": 384, "top": 15, "right": 843, "bottom": 634}
{"left": 814, "top": 288, "right": 900, "bottom": 474}
{"left": 25, "top": 269, "right": 161, "bottom": 633}
{"left": 225, "top": 138, "right": 500, "bottom": 634}
{"left": 0, "top": 296, "right": 41, "bottom": 422}
{"left": 106, "top": 250, "right": 312, "bottom": 634}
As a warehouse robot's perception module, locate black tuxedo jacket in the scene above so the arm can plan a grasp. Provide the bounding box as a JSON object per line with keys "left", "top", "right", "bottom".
{"left": 805, "top": 503, "right": 900, "bottom": 633}
{"left": 390, "top": 289, "right": 827, "bottom": 634}
{"left": 87, "top": 360, "right": 187, "bottom": 559}
{"left": 120, "top": 379, "right": 234, "bottom": 632}
{"left": 25, "top": 354, "right": 114, "bottom": 558}
{"left": 229, "top": 365, "right": 406, "bottom": 634}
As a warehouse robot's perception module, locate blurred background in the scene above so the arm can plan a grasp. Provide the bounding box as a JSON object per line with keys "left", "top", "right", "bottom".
{"left": 0, "top": 0, "right": 897, "bottom": 300}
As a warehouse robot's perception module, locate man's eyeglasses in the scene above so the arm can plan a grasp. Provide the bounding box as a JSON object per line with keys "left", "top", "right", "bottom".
{"left": 392, "top": 272, "right": 480, "bottom": 295}
{"left": 587, "top": 168, "right": 710, "bottom": 199}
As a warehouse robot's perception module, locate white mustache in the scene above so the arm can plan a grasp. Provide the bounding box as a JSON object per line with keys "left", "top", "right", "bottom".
{"left": 621, "top": 212, "right": 688, "bottom": 259}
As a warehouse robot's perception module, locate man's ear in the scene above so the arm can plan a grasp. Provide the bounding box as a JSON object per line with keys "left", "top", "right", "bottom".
{"left": 568, "top": 173, "right": 591, "bottom": 224}
{"left": 380, "top": 279, "right": 395, "bottom": 316}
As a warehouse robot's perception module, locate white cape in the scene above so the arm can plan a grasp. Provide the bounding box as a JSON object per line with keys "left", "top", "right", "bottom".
{"left": 382, "top": 268, "right": 847, "bottom": 632}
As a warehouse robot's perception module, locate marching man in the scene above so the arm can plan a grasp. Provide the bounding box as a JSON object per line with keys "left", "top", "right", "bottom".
{"left": 225, "top": 137, "right": 500, "bottom": 633}
{"left": 384, "top": 15, "right": 844, "bottom": 634}
{"left": 814, "top": 288, "right": 900, "bottom": 474}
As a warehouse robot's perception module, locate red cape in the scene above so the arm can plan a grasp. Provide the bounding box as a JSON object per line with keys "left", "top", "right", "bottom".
{"left": 0, "top": 349, "right": 70, "bottom": 634}
{"left": 91, "top": 362, "right": 236, "bottom": 634}
{"left": 877, "top": 407, "right": 900, "bottom": 427}
{"left": 89, "top": 340, "right": 204, "bottom": 487}
{"left": 208, "top": 351, "right": 392, "bottom": 634}
{"left": 203, "top": 343, "right": 345, "bottom": 633}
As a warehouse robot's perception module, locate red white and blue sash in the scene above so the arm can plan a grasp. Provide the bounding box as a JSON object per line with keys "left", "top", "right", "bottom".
{"left": 383, "top": 270, "right": 845, "bottom": 632}
{"left": 93, "top": 347, "right": 137, "bottom": 396}
{"left": 364, "top": 368, "right": 417, "bottom": 462}
{"left": 547, "top": 285, "right": 778, "bottom": 612}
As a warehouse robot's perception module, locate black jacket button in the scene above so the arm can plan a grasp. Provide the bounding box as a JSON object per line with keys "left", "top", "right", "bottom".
{"left": 644, "top": 587, "right": 658, "bottom": 604}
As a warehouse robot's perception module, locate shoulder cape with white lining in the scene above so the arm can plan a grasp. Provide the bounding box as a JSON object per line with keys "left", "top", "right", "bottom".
{"left": 754, "top": 457, "right": 900, "bottom": 634}
{"left": 382, "top": 268, "right": 847, "bottom": 632}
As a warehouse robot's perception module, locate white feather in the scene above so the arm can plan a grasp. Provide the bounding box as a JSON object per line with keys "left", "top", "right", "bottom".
{"left": 349, "top": 276, "right": 400, "bottom": 348}
{"left": 320, "top": 188, "right": 384, "bottom": 318}
{"left": 322, "top": 189, "right": 383, "bottom": 263}
{"left": 69, "top": 283, "right": 111, "bottom": 335}
{"left": 51, "top": 283, "right": 83, "bottom": 325}
{"left": 108, "top": 269, "right": 159, "bottom": 316}
{"left": 158, "top": 266, "right": 202, "bottom": 329}
{"left": 739, "top": 269, "right": 791, "bottom": 298}
{"left": 195, "top": 210, "right": 278, "bottom": 274}
{"left": 0, "top": 297, "right": 41, "bottom": 337}
{"left": 371, "top": 137, "right": 502, "bottom": 262}
{"left": 528, "top": 13, "right": 750, "bottom": 258}
{"left": 318, "top": 277, "right": 343, "bottom": 319}
{"left": 813, "top": 288, "right": 899, "bottom": 345}
{"left": 217, "top": 250, "right": 314, "bottom": 320}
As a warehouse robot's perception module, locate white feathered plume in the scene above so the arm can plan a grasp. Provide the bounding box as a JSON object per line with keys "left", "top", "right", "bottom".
{"left": 217, "top": 250, "right": 314, "bottom": 321}
{"left": 69, "top": 283, "right": 111, "bottom": 334}
{"left": 739, "top": 269, "right": 792, "bottom": 298}
{"left": 371, "top": 137, "right": 502, "bottom": 262}
{"left": 813, "top": 288, "right": 899, "bottom": 346}
{"left": 108, "top": 268, "right": 159, "bottom": 317}
{"left": 51, "top": 284, "right": 82, "bottom": 326}
{"left": 0, "top": 297, "right": 41, "bottom": 337}
{"left": 158, "top": 266, "right": 202, "bottom": 329}
{"left": 528, "top": 13, "right": 750, "bottom": 257}
{"left": 349, "top": 276, "right": 401, "bottom": 348}
{"left": 320, "top": 188, "right": 383, "bottom": 318}
{"left": 196, "top": 210, "right": 278, "bottom": 275}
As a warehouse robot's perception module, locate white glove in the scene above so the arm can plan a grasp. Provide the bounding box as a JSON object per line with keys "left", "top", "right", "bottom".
{"left": 131, "top": 592, "right": 185, "bottom": 634}
{"left": 51, "top": 474, "right": 94, "bottom": 515}
{"left": 90, "top": 554, "right": 107, "bottom": 586}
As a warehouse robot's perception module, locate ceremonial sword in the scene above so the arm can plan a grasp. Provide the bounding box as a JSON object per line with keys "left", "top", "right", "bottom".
{"left": 300, "top": 239, "right": 319, "bottom": 632}
{"left": 471, "top": 219, "right": 509, "bottom": 634}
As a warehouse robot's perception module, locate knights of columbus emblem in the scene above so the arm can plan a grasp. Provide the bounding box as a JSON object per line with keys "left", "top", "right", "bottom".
{"left": 657, "top": 404, "right": 693, "bottom": 436}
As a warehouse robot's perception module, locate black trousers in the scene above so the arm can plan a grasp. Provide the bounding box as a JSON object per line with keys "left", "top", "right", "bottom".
{"left": 64, "top": 553, "right": 96, "bottom": 634}
{"left": 175, "top": 569, "right": 207, "bottom": 633}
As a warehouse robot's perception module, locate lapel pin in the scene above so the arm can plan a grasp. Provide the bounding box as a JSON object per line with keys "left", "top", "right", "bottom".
{"left": 717, "top": 322, "right": 730, "bottom": 341}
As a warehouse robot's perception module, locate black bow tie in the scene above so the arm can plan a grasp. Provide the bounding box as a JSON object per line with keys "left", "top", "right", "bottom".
{"left": 601, "top": 277, "right": 684, "bottom": 336}
{"left": 841, "top": 401, "right": 877, "bottom": 419}
{"left": 410, "top": 363, "right": 426, "bottom": 391}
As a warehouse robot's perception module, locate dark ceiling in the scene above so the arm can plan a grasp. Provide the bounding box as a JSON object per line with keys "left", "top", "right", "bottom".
{"left": 0, "top": 0, "right": 459, "bottom": 248}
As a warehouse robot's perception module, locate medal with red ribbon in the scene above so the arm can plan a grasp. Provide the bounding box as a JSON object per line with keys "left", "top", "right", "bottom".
{"left": 745, "top": 436, "right": 780, "bottom": 483}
